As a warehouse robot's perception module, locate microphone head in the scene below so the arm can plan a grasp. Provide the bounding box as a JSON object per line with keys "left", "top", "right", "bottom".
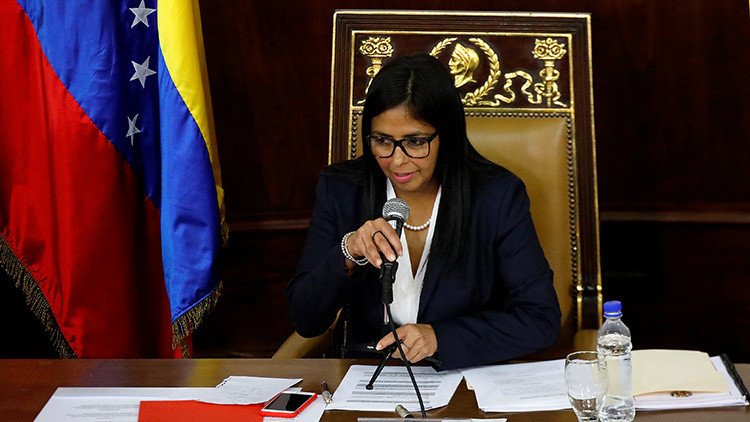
{"left": 382, "top": 198, "right": 409, "bottom": 222}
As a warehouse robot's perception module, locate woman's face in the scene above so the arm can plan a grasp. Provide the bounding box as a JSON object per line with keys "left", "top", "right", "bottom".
{"left": 371, "top": 104, "right": 440, "bottom": 196}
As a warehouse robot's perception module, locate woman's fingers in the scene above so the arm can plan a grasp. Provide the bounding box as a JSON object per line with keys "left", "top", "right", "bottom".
{"left": 376, "top": 324, "right": 437, "bottom": 364}
{"left": 377, "top": 220, "right": 403, "bottom": 257}
{"left": 372, "top": 231, "right": 397, "bottom": 261}
{"left": 347, "top": 218, "right": 402, "bottom": 267}
{"left": 398, "top": 335, "right": 428, "bottom": 362}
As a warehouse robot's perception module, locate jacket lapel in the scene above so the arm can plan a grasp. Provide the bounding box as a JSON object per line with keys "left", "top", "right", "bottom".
{"left": 418, "top": 251, "right": 446, "bottom": 320}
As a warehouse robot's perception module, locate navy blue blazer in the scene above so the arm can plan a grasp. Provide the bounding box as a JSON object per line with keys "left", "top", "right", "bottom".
{"left": 286, "top": 160, "right": 561, "bottom": 370}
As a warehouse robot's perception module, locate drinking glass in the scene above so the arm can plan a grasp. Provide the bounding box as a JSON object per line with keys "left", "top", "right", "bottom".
{"left": 565, "top": 351, "right": 602, "bottom": 422}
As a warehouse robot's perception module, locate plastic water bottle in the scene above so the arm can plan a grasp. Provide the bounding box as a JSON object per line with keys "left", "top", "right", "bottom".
{"left": 597, "top": 300, "right": 635, "bottom": 422}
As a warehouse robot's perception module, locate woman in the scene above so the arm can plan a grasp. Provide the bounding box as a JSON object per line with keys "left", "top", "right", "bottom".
{"left": 286, "top": 54, "right": 560, "bottom": 370}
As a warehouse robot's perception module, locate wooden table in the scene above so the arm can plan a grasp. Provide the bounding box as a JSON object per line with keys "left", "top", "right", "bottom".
{"left": 0, "top": 359, "right": 747, "bottom": 421}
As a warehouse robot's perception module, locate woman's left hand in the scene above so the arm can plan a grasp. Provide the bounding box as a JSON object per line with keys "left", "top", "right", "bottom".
{"left": 376, "top": 323, "right": 437, "bottom": 363}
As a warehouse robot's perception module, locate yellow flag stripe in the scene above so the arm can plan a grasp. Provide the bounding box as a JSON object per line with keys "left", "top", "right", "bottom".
{"left": 157, "top": 0, "right": 224, "bottom": 216}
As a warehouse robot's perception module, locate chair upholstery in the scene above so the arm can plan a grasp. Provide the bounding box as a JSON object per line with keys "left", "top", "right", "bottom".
{"left": 273, "top": 312, "right": 341, "bottom": 359}
{"left": 274, "top": 10, "right": 601, "bottom": 360}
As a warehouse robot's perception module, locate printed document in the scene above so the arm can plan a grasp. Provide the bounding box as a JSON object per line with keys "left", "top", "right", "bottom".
{"left": 360, "top": 419, "right": 507, "bottom": 422}
{"left": 326, "top": 365, "right": 462, "bottom": 412}
{"left": 461, "top": 359, "right": 569, "bottom": 412}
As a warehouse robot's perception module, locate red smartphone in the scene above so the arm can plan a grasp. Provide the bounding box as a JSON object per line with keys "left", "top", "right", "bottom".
{"left": 259, "top": 391, "right": 317, "bottom": 417}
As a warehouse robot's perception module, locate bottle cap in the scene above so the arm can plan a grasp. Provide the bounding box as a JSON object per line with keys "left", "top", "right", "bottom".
{"left": 603, "top": 300, "right": 623, "bottom": 318}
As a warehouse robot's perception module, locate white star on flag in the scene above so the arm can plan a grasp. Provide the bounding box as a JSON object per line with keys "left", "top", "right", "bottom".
{"left": 129, "top": 0, "right": 156, "bottom": 28}
{"left": 130, "top": 57, "right": 156, "bottom": 88}
{"left": 127, "top": 114, "right": 141, "bottom": 146}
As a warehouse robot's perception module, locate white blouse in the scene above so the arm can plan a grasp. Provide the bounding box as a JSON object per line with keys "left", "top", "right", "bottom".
{"left": 386, "top": 179, "right": 442, "bottom": 326}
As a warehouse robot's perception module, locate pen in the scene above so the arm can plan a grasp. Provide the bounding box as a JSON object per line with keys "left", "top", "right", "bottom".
{"left": 321, "top": 381, "right": 332, "bottom": 404}
{"left": 395, "top": 404, "right": 414, "bottom": 418}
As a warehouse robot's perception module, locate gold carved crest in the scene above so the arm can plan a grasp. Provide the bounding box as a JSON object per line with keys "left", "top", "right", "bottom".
{"left": 356, "top": 35, "right": 569, "bottom": 108}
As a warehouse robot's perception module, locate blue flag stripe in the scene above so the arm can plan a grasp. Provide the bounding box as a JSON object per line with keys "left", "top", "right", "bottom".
{"left": 17, "top": 0, "right": 162, "bottom": 204}
{"left": 157, "top": 47, "right": 221, "bottom": 320}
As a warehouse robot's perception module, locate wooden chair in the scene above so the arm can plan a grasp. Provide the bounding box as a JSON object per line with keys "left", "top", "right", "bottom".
{"left": 274, "top": 10, "right": 601, "bottom": 360}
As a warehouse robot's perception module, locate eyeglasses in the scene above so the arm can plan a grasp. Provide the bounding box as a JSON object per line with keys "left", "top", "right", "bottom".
{"left": 366, "top": 132, "right": 438, "bottom": 159}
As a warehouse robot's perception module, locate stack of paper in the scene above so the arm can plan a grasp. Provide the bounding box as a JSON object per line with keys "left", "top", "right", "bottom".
{"left": 460, "top": 350, "right": 748, "bottom": 413}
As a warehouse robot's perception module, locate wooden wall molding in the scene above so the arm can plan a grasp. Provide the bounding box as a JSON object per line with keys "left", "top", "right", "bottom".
{"left": 229, "top": 218, "right": 310, "bottom": 233}
{"left": 601, "top": 210, "right": 750, "bottom": 224}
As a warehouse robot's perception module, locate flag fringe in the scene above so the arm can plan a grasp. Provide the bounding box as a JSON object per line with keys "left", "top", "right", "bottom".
{"left": 170, "top": 218, "right": 228, "bottom": 357}
{"left": 172, "top": 281, "right": 223, "bottom": 357}
{"left": 2, "top": 217, "right": 229, "bottom": 359}
{"left": 0, "top": 235, "right": 76, "bottom": 358}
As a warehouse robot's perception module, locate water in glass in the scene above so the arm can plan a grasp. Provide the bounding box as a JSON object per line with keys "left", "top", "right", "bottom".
{"left": 565, "top": 351, "right": 602, "bottom": 422}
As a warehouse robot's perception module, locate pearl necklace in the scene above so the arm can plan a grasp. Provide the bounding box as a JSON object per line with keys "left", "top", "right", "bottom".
{"left": 404, "top": 219, "right": 431, "bottom": 231}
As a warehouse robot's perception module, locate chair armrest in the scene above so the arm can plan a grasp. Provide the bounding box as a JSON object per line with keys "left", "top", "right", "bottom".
{"left": 272, "top": 311, "right": 342, "bottom": 359}
{"left": 272, "top": 331, "right": 331, "bottom": 359}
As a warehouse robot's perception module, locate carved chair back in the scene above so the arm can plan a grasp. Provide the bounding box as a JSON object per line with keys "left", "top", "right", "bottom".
{"left": 329, "top": 10, "right": 602, "bottom": 354}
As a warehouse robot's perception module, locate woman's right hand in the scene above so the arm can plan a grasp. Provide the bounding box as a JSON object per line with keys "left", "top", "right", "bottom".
{"left": 345, "top": 218, "right": 403, "bottom": 268}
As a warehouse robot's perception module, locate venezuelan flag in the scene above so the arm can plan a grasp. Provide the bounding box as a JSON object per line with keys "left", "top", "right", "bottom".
{"left": 0, "top": 0, "right": 224, "bottom": 357}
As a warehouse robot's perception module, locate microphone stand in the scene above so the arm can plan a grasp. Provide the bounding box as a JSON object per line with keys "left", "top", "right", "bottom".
{"left": 364, "top": 260, "right": 398, "bottom": 390}
{"left": 365, "top": 257, "right": 428, "bottom": 418}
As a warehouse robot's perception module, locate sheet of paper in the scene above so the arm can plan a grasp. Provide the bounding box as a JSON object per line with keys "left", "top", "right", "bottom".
{"left": 460, "top": 359, "right": 569, "bottom": 412}
{"left": 325, "top": 365, "right": 463, "bottom": 412}
{"left": 34, "top": 388, "right": 203, "bottom": 422}
{"left": 35, "top": 396, "right": 141, "bottom": 422}
{"left": 47, "top": 387, "right": 216, "bottom": 399}
{"left": 359, "top": 419, "right": 507, "bottom": 422}
{"left": 632, "top": 349, "right": 727, "bottom": 395}
{"left": 210, "top": 376, "right": 303, "bottom": 404}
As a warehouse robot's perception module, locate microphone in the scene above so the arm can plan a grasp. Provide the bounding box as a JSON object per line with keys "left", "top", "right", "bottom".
{"left": 382, "top": 198, "right": 409, "bottom": 237}
{"left": 379, "top": 198, "right": 409, "bottom": 306}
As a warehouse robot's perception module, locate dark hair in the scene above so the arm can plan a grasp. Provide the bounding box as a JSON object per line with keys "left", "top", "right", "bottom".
{"left": 360, "top": 54, "right": 497, "bottom": 265}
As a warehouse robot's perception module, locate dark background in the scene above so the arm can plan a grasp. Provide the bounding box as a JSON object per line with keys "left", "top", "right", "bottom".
{"left": 3, "top": 0, "right": 749, "bottom": 361}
